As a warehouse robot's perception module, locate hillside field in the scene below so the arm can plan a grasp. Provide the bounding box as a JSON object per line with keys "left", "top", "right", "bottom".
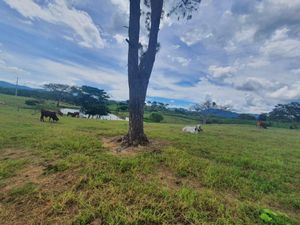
{"left": 0, "top": 94, "right": 300, "bottom": 225}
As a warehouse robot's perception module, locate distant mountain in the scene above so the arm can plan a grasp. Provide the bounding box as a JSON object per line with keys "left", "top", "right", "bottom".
{"left": 202, "top": 108, "right": 240, "bottom": 119}
{"left": 0, "top": 81, "right": 34, "bottom": 90}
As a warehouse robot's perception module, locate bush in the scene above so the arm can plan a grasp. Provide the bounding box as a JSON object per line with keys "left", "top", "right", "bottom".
{"left": 149, "top": 112, "right": 164, "bottom": 123}
{"left": 25, "top": 99, "right": 41, "bottom": 106}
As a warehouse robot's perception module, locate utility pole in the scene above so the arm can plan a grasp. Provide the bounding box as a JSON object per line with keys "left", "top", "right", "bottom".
{"left": 15, "top": 76, "right": 18, "bottom": 96}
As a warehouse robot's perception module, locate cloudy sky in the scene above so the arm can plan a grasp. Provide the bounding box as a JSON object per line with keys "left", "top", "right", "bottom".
{"left": 0, "top": 0, "right": 300, "bottom": 113}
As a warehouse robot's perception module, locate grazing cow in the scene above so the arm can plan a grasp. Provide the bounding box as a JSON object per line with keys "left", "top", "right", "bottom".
{"left": 40, "top": 109, "right": 59, "bottom": 122}
{"left": 67, "top": 112, "right": 80, "bottom": 117}
{"left": 182, "top": 124, "right": 203, "bottom": 134}
{"left": 256, "top": 121, "right": 267, "bottom": 129}
{"left": 57, "top": 110, "right": 63, "bottom": 116}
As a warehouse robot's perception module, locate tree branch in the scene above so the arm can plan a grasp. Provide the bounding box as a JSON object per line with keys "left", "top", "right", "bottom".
{"left": 139, "top": 0, "right": 163, "bottom": 80}
{"left": 128, "top": 0, "right": 141, "bottom": 80}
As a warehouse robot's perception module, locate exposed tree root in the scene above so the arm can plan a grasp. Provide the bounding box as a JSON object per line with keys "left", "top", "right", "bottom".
{"left": 120, "top": 133, "right": 150, "bottom": 148}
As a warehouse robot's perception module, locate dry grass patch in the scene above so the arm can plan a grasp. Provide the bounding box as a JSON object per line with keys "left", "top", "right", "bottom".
{"left": 101, "top": 136, "right": 164, "bottom": 157}
{"left": 0, "top": 148, "right": 83, "bottom": 225}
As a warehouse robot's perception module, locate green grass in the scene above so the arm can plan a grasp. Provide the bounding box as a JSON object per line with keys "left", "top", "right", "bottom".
{"left": 0, "top": 94, "right": 300, "bottom": 225}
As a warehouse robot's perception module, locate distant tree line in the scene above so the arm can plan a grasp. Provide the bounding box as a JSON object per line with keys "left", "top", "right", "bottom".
{"left": 43, "top": 83, "right": 110, "bottom": 117}
{"left": 1, "top": 84, "right": 299, "bottom": 127}
{"left": 0, "top": 83, "right": 110, "bottom": 116}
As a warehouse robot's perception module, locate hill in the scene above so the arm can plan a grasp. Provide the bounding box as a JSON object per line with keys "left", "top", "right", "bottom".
{"left": 202, "top": 108, "right": 240, "bottom": 118}
{"left": 0, "top": 81, "right": 34, "bottom": 90}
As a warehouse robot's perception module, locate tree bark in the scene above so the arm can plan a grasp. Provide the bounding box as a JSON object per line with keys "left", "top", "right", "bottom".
{"left": 125, "top": 0, "right": 163, "bottom": 146}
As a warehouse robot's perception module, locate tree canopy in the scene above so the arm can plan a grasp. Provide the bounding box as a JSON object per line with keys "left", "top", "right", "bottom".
{"left": 269, "top": 102, "right": 300, "bottom": 122}
{"left": 43, "top": 83, "right": 71, "bottom": 106}
{"left": 72, "top": 85, "right": 110, "bottom": 116}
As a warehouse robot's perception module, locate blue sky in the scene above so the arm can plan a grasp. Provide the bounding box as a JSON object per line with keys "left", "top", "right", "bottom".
{"left": 0, "top": 0, "right": 300, "bottom": 113}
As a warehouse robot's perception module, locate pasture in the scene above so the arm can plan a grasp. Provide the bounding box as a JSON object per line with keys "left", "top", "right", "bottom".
{"left": 0, "top": 94, "right": 300, "bottom": 225}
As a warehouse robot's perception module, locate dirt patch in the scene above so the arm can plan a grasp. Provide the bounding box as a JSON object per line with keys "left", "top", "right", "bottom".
{"left": 156, "top": 165, "right": 204, "bottom": 191}
{"left": 157, "top": 165, "right": 183, "bottom": 189}
{"left": 0, "top": 148, "right": 33, "bottom": 161}
{"left": 102, "top": 136, "right": 164, "bottom": 156}
{"left": 0, "top": 148, "right": 82, "bottom": 225}
{"left": 1, "top": 165, "right": 44, "bottom": 192}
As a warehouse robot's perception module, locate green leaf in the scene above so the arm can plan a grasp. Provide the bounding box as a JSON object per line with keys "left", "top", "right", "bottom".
{"left": 260, "top": 213, "right": 273, "bottom": 222}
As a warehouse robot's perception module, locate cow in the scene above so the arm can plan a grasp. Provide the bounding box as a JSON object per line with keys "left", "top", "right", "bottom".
{"left": 256, "top": 121, "right": 267, "bottom": 129}
{"left": 67, "top": 112, "right": 80, "bottom": 117}
{"left": 182, "top": 124, "right": 203, "bottom": 134}
{"left": 57, "top": 110, "right": 63, "bottom": 116}
{"left": 40, "top": 109, "right": 59, "bottom": 122}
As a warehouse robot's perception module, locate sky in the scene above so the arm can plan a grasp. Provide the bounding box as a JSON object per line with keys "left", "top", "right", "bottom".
{"left": 0, "top": 0, "right": 300, "bottom": 113}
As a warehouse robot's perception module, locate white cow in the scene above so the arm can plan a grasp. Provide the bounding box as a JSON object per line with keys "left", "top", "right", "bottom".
{"left": 182, "top": 124, "right": 203, "bottom": 134}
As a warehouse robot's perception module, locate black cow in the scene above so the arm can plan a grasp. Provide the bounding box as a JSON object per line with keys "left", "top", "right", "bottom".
{"left": 67, "top": 112, "right": 80, "bottom": 117}
{"left": 40, "top": 109, "right": 59, "bottom": 122}
{"left": 57, "top": 110, "right": 63, "bottom": 116}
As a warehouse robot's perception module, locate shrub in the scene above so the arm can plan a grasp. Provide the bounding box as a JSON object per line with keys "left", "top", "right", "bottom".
{"left": 149, "top": 112, "right": 164, "bottom": 123}
{"left": 25, "top": 99, "right": 41, "bottom": 106}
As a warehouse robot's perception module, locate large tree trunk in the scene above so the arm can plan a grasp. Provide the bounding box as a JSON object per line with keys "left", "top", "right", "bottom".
{"left": 125, "top": 0, "right": 163, "bottom": 146}
{"left": 127, "top": 77, "right": 149, "bottom": 146}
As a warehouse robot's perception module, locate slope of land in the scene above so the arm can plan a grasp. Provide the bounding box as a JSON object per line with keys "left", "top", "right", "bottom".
{"left": 0, "top": 94, "right": 300, "bottom": 225}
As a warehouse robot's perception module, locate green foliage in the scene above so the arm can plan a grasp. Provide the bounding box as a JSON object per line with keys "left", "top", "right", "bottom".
{"left": 239, "top": 113, "right": 256, "bottom": 120}
{"left": 269, "top": 102, "right": 300, "bottom": 122}
{"left": 149, "top": 112, "right": 164, "bottom": 123}
{"left": 9, "top": 182, "right": 37, "bottom": 197}
{"left": 0, "top": 159, "right": 28, "bottom": 179}
{"left": 260, "top": 208, "right": 295, "bottom": 225}
{"left": 25, "top": 99, "right": 42, "bottom": 106}
{"left": 145, "top": 101, "right": 168, "bottom": 112}
{"left": 73, "top": 85, "right": 110, "bottom": 116}
{"left": 258, "top": 113, "right": 268, "bottom": 121}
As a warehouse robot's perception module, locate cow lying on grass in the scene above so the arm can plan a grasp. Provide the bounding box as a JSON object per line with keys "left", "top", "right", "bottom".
{"left": 182, "top": 125, "right": 203, "bottom": 134}
{"left": 256, "top": 121, "right": 267, "bottom": 129}
{"left": 40, "top": 109, "right": 59, "bottom": 122}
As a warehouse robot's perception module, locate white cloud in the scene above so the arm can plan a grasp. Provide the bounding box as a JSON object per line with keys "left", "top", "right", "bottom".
{"left": 34, "top": 58, "right": 128, "bottom": 99}
{"left": 3, "top": 0, "right": 105, "bottom": 48}
{"left": 113, "top": 34, "right": 126, "bottom": 44}
{"left": 180, "top": 28, "right": 213, "bottom": 46}
{"left": 260, "top": 28, "right": 300, "bottom": 58}
{"left": 110, "top": 0, "right": 129, "bottom": 14}
{"left": 268, "top": 82, "right": 300, "bottom": 100}
{"left": 235, "top": 26, "right": 256, "bottom": 42}
{"left": 0, "top": 57, "right": 27, "bottom": 75}
{"left": 234, "top": 77, "right": 280, "bottom": 92}
{"left": 208, "top": 65, "right": 236, "bottom": 79}
{"left": 167, "top": 55, "right": 191, "bottom": 67}
{"left": 291, "top": 68, "right": 300, "bottom": 76}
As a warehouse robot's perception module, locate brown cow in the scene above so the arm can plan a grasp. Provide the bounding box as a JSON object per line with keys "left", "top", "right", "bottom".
{"left": 256, "top": 121, "right": 267, "bottom": 129}
{"left": 40, "top": 109, "right": 59, "bottom": 122}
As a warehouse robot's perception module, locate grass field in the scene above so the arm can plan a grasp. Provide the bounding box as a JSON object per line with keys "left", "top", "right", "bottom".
{"left": 0, "top": 94, "right": 300, "bottom": 225}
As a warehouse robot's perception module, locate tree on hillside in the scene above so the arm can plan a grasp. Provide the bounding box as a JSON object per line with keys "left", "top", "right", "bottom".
{"left": 269, "top": 102, "right": 300, "bottom": 122}
{"left": 44, "top": 83, "right": 70, "bottom": 107}
{"left": 190, "top": 100, "right": 217, "bottom": 124}
{"left": 124, "top": 0, "right": 202, "bottom": 146}
{"left": 72, "top": 85, "right": 110, "bottom": 117}
{"left": 258, "top": 113, "right": 268, "bottom": 121}
{"left": 149, "top": 112, "right": 164, "bottom": 123}
{"left": 190, "top": 100, "right": 232, "bottom": 124}
{"left": 238, "top": 114, "right": 256, "bottom": 120}
{"left": 146, "top": 101, "right": 169, "bottom": 112}
{"left": 116, "top": 101, "right": 129, "bottom": 112}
